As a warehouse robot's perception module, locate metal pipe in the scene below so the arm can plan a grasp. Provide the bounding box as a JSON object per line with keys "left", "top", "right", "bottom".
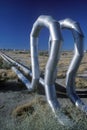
{"left": 11, "top": 66, "right": 31, "bottom": 89}
{"left": 30, "top": 15, "right": 73, "bottom": 126}
{"left": 30, "top": 15, "right": 62, "bottom": 110}
{"left": 49, "top": 18, "right": 87, "bottom": 114}
{"left": 0, "top": 51, "right": 74, "bottom": 126}
{"left": 0, "top": 52, "right": 45, "bottom": 87}
{"left": 30, "top": 15, "right": 74, "bottom": 126}
{"left": 0, "top": 53, "right": 11, "bottom": 64}
{"left": 1, "top": 52, "right": 31, "bottom": 75}
{"left": 0, "top": 53, "right": 31, "bottom": 89}
{"left": 0, "top": 52, "right": 67, "bottom": 92}
{"left": 59, "top": 19, "right": 87, "bottom": 113}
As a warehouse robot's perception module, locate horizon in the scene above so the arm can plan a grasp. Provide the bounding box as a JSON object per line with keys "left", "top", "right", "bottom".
{"left": 0, "top": 0, "right": 87, "bottom": 50}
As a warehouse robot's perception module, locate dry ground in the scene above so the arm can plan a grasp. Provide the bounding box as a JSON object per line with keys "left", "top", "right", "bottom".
{"left": 0, "top": 50, "right": 87, "bottom": 130}
{"left": 4, "top": 50, "right": 87, "bottom": 88}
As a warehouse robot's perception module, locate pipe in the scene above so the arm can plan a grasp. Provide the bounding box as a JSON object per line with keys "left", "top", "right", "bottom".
{"left": 30, "top": 15, "right": 74, "bottom": 126}
{"left": 0, "top": 52, "right": 74, "bottom": 126}
{"left": 59, "top": 19, "right": 87, "bottom": 113}
{"left": 0, "top": 52, "right": 67, "bottom": 93}
{"left": 0, "top": 52, "right": 45, "bottom": 87}
{"left": 1, "top": 52, "right": 31, "bottom": 75}
{"left": 11, "top": 66, "right": 31, "bottom": 89}
{"left": 30, "top": 15, "right": 62, "bottom": 109}
{"left": 0, "top": 53, "right": 11, "bottom": 64}
{"left": 0, "top": 53, "right": 31, "bottom": 89}
{"left": 49, "top": 18, "right": 87, "bottom": 114}
{"left": 0, "top": 52, "right": 66, "bottom": 92}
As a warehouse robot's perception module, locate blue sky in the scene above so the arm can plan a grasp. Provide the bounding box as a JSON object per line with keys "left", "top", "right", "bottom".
{"left": 0, "top": 0, "right": 87, "bottom": 50}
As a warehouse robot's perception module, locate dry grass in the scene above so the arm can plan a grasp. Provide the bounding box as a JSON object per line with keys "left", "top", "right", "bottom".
{"left": 12, "top": 96, "right": 46, "bottom": 118}
{"left": 2, "top": 50, "right": 87, "bottom": 88}
{"left": 57, "top": 72, "right": 66, "bottom": 79}
{"left": 0, "top": 57, "right": 17, "bottom": 81}
{"left": 0, "top": 51, "right": 87, "bottom": 130}
{"left": 4, "top": 50, "right": 87, "bottom": 72}
{"left": 75, "top": 77, "right": 87, "bottom": 88}
{"left": 12, "top": 102, "right": 35, "bottom": 120}
{"left": 10, "top": 95, "right": 87, "bottom": 130}
{"left": 0, "top": 69, "right": 17, "bottom": 81}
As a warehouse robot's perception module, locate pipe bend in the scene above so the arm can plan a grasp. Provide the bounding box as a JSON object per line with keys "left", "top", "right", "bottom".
{"left": 30, "top": 15, "right": 63, "bottom": 115}
{"left": 30, "top": 15, "right": 53, "bottom": 37}
{"left": 59, "top": 18, "right": 84, "bottom": 36}
{"left": 48, "top": 18, "right": 87, "bottom": 114}
{"left": 31, "top": 15, "right": 62, "bottom": 40}
{"left": 58, "top": 18, "right": 87, "bottom": 113}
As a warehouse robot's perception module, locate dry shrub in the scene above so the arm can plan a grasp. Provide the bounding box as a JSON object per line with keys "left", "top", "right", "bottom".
{"left": 57, "top": 72, "right": 66, "bottom": 79}
{"left": 0, "top": 69, "right": 17, "bottom": 81}
{"left": 0, "top": 57, "right": 11, "bottom": 69}
{"left": 0, "top": 69, "right": 8, "bottom": 81}
{"left": 12, "top": 102, "right": 35, "bottom": 119}
{"left": 75, "top": 77, "right": 87, "bottom": 88}
{"left": 77, "top": 66, "right": 87, "bottom": 73}
{"left": 7, "top": 69, "right": 17, "bottom": 79}
{"left": 12, "top": 96, "right": 47, "bottom": 120}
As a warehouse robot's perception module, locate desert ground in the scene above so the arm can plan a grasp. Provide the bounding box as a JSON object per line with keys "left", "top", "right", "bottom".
{"left": 0, "top": 50, "right": 87, "bottom": 130}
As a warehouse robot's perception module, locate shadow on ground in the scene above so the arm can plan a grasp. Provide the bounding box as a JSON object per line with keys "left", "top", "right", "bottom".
{"left": 0, "top": 80, "right": 87, "bottom": 98}
{"left": 0, "top": 80, "right": 27, "bottom": 92}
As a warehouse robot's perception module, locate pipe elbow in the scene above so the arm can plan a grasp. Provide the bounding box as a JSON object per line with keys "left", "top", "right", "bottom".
{"left": 30, "top": 15, "right": 62, "bottom": 41}
{"left": 59, "top": 18, "right": 75, "bottom": 29}
{"left": 59, "top": 18, "right": 84, "bottom": 37}
{"left": 73, "top": 22, "right": 84, "bottom": 36}
{"left": 37, "top": 15, "right": 53, "bottom": 23}
{"left": 30, "top": 78, "right": 39, "bottom": 91}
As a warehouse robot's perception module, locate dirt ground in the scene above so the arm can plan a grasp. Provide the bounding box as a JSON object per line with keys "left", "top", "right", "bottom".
{"left": 0, "top": 50, "right": 87, "bottom": 130}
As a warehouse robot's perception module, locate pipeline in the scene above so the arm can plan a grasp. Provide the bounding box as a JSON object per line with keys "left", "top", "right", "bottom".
{"left": 59, "top": 19, "right": 87, "bottom": 113}
{"left": 30, "top": 15, "right": 62, "bottom": 110}
{"left": 0, "top": 52, "right": 44, "bottom": 87}
{"left": 49, "top": 18, "right": 87, "bottom": 114}
{"left": 0, "top": 53, "right": 32, "bottom": 89}
{"left": 1, "top": 15, "right": 87, "bottom": 126}
{"left": 0, "top": 52, "right": 67, "bottom": 92}
{"left": 1, "top": 52, "right": 31, "bottom": 76}
{"left": 1, "top": 51, "right": 87, "bottom": 97}
{"left": 30, "top": 15, "right": 74, "bottom": 126}
{"left": 0, "top": 52, "right": 68, "bottom": 97}
{"left": 0, "top": 16, "right": 74, "bottom": 126}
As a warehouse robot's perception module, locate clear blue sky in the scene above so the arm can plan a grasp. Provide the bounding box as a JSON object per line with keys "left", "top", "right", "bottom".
{"left": 0, "top": 0, "right": 87, "bottom": 50}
